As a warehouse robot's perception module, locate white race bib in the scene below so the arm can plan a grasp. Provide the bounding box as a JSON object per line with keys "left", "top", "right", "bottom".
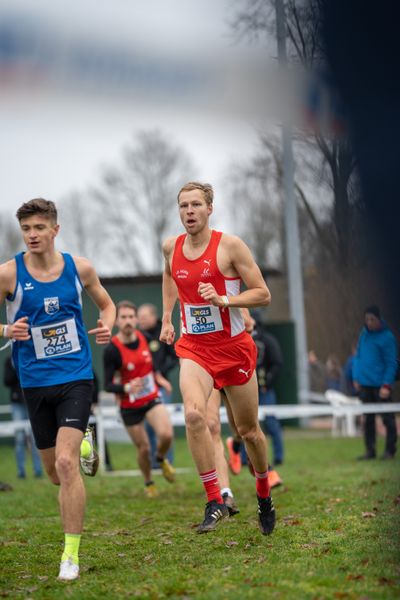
{"left": 129, "top": 372, "right": 157, "bottom": 403}
{"left": 184, "top": 303, "right": 223, "bottom": 335}
{"left": 31, "top": 318, "right": 81, "bottom": 360}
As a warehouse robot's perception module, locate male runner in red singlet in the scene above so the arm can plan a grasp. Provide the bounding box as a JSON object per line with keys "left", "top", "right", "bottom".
{"left": 104, "top": 301, "right": 175, "bottom": 496}
{"left": 160, "top": 182, "right": 275, "bottom": 535}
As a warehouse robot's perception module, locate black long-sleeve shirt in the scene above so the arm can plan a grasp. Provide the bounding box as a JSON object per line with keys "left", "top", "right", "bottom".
{"left": 139, "top": 319, "right": 178, "bottom": 378}
{"left": 103, "top": 339, "right": 140, "bottom": 395}
{"left": 251, "top": 328, "right": 283, "bottom": 390}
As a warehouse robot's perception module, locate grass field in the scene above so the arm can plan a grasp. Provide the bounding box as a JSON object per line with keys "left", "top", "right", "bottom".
{"left": 0, "top": 431, "right": 399, "bottom": 599}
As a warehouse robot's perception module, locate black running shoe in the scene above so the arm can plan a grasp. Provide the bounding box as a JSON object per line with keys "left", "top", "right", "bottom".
{"left": 197, "top": 500, "right": 229, "bottom": 533}
{"left": 257, "top": 495, "right": 276, "bottom": 535}
{"left": 356, "top": 453, "right": 376, "bottom": 461}
{"left": 222, "top": 492, "right": 240, "bottom": 516}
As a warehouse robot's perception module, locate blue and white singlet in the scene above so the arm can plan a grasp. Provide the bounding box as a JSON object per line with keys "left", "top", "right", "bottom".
{"left": 6, "top": 252, "right": 93, "bottom": 388}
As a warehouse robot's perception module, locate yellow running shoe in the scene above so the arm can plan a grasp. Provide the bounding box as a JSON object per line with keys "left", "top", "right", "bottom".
{"left": 144, "top": 482, "right": 159, "bottom": 498}
{"left": 160, "top": 458, "right": 176, "bottom": 483}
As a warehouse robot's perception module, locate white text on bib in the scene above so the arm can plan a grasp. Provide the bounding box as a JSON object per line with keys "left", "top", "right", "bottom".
{"left": 129, "top": 372, "right": 157, "bottom": 403}
{"left": 31, "top": 318, "right": 81, "bottom": 360}
{"left": 184, "top": 303, "right": 223, "bottom": 335}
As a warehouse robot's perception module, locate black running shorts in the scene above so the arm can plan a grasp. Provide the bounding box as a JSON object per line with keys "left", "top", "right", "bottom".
{"left": 120, "top": 398, "right": 162, "bottom": 427}
{"left": 23, "top": 379, "right": 93, "bottom": 450}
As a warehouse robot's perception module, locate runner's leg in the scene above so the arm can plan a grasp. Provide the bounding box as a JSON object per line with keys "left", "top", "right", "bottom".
{"left": 207, "top": 388, "right": 229, "bottom": 489}
{"left": 146, "top": 403, "right": 174, "bottom": 459}
{"left": 125, "top": 422, "right": 152, "bottom": 484}
{"left": 180, "top": 358, "right": 215, "bottom": 473}
{"left": 224, "top": 373, "right": 268, "bottom": 474}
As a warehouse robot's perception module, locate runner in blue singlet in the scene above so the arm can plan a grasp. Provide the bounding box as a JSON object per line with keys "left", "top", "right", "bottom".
{"left": 0, "top": 198, "right": 116, "bottom": 581}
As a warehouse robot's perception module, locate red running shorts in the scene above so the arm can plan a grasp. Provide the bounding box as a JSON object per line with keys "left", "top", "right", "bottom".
{"left": 175, "top": 331, "right": 257, "bottom": 389}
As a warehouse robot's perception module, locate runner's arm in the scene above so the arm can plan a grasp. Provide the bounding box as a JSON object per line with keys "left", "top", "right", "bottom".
{"left": 0, "top": 263, "right": 11, "bottom": 306}
{"left": 103, "top": 343, "right": 124, "bottom": 394}
{"left": 75, "top": 257, "right": 116, "bottom": 342}
{"left": 198, "top": 237, "right": 270, "bottom": 309}
{"left": 103, "top": 344, "right": 143, "bottom": 397}
{"left": 155, "top": 371, "right": 172, "bottom": 394}
{"left": 226, "top": 236, "right": 270, "bottom": 307}
{"left": 241, "top": 307, "right": 255, "bottom": 333}
{"left": 0, "top": 261, "right": 30, "bottom": 340}
{"left": 160, "top": 238, "right": 178, "bottom": 345}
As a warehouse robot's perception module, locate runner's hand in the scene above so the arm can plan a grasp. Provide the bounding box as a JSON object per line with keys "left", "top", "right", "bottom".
{"left": 8, "top": 317, "right": 31, "bottom": 341}
{"left": 125, "top": 377, "right": 143, "bottom": 395}
{"left": 88, "top": 319, "right": 111, "bottom": 344}
{"left": 155, "top": 372, "right": 172, "bottom": 394}
{"left": 198, "top": 282, "right": 224, "bottom": 306}
{"left": 160, "top": 322, "right": 175, "bottom": 345}
{"left": 379, "top": 385, "right": 391, "bottom": 399}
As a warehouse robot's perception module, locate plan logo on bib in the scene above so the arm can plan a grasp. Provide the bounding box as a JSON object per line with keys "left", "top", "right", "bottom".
{"left": 44, "top": 297, "right": 60, "bottom": 315}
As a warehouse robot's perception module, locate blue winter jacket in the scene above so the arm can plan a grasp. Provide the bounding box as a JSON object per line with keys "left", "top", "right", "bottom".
{"left": 352, "top": 321, "right": 397, "bottom": 387}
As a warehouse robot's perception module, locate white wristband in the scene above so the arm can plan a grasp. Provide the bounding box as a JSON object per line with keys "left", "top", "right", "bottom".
{"left": 221, "top": 295, "right": 229, "bottom": 308}
{"left": 3, "top": 325, "right": 8, "bottom": 338}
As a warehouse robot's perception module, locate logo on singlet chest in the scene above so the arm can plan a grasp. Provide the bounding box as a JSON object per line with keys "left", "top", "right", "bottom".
{"left": 44, "top": 297, "right": 60, "bottom": 315}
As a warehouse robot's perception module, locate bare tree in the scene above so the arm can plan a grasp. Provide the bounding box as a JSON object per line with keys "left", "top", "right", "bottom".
{"left": 58, "top": 191, "right": 100, "bottom": 259}
{"left": 226, "top": 133, "right": 282, "bottom": 269}
{"left": 93, "top": 129, "right": 195, "bottom": 273}
{"left": 233, "top": 0, "right": 360, "bottom": 268}
{"left": 229, "top": 1, "right": 384, "bottom": 362}
{"left": 226, "top": 129, "right": 333, "bottom": 271}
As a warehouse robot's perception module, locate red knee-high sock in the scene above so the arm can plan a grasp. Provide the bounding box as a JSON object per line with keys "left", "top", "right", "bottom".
{"left": 255, "top": 469, "right": 271, "bottom": 499}
{"left": 200, "top": 469, "right": 223, "bottom": 503}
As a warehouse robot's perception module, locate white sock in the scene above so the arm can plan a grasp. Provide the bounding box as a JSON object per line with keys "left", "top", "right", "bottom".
{"left": 221, "top": 487, "right": 233, "bottom": 498}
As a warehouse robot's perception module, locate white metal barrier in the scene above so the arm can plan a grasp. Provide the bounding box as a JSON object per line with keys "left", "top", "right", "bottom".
{"left": 299, "top": 389, "right": 363, "bottom": 436}
{"left": 1, "top": 398, "right": 399, "bottom": 475}
{"left": 94, "top": 398, "right": 400, "bottom": 473}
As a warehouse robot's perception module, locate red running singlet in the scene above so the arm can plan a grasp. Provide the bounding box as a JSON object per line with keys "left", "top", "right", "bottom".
{"left": 171, "top": 230, "right": 245, "bottom": 345}
{"left": 171, "top": 230, "right": 257, "bottom": 389}
{"left": 111, "top": 332, "right": 159, "bottom": 409}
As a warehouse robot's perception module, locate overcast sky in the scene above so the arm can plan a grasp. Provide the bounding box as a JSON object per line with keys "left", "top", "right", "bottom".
{"left": 0, "top": 0, "right": 277, "bottom": 221}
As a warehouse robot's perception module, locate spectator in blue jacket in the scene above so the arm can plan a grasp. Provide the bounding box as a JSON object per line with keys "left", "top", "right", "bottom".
{"left": 353, "top": 305, "right": 398, "bottom": 459}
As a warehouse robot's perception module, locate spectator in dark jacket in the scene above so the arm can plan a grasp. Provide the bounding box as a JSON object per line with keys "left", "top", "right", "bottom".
{"left": 3, "top": 356, "right": 42, "bottom": 478}
{"left": 308, "top": 350, "right": 327, "bottom": 393}
{"left": 353, "top": 305, "right": 398, "bottom": 459}
{"left": 137, "top": 304, "right": 179, "bottom": 397}
{"left": 251, "top": 318, "right": 285, "bottom": 466}
{"left": 325, "top": 354, "right": 343, "bottom": 391}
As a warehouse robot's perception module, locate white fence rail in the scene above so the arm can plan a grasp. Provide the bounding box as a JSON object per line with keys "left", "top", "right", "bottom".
{"left": 1, "top": 393, "right": 399, "bottom": 475}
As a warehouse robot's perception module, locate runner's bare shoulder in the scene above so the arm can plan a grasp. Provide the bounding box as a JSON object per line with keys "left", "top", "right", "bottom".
{"left": 72, "top": 256, "right": 96, "bottom": 284}
{"left": 162, "top": 236, "right": 179, "bottom": 259}
{"left": 219, "top": 233, "right": 249, "bottom": 260}
{"left": 0, "top": 259, "right": 17, "bottom": 297}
